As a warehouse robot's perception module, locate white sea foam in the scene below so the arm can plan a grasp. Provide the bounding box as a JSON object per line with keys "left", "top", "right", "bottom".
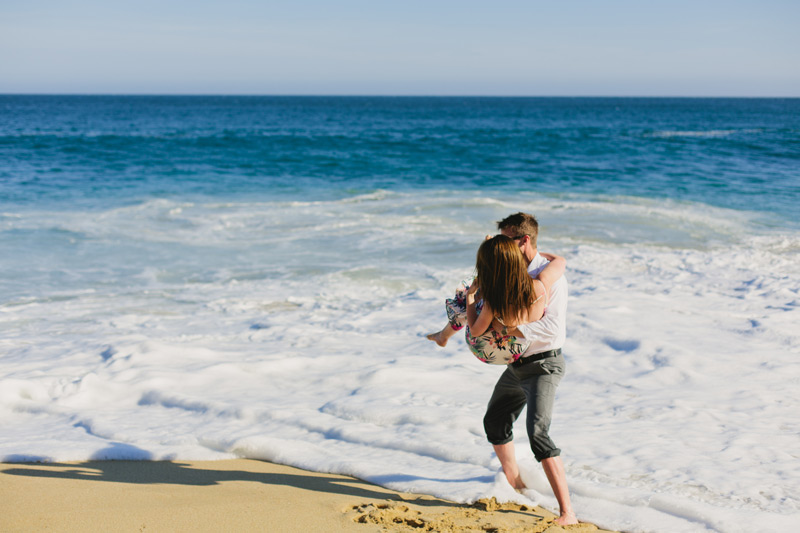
{"left": 1, "top": 191, "right": 799, "bottom": 532}
{"left": 647, "top": 129, "right": 762, "bottom": 138}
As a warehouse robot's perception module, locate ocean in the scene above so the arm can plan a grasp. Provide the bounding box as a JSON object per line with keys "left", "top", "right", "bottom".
{"left": 1, "top": 95, "right": 799, "bottom": 532}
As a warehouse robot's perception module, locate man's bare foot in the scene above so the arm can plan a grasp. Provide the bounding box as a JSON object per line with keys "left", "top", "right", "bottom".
{"left": 510, "top": 475, "right": 526, "bottom": 491}
{"left": 426, "top": 330, "right": 449, "bottom": 347}
{"left": 501, "top": 468, "right": 525, "bottom": 491}
{"left": 554, "top": 510, "right": 578, "bottom": 526}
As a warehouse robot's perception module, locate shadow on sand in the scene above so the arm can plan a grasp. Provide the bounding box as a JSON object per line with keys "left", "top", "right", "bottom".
{"left": 1, "top": 443, "right": 471, "bottom": 511}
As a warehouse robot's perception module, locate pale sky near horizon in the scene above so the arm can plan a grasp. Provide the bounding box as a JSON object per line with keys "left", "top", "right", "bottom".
{"left": 2, "top": 0, "right": 798, "bottom": 96}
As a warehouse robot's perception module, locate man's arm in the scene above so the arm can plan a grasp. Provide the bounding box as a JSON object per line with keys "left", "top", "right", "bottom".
{"left": 514, "top": 276, "right": 567, "bottom": 343}
{"left": 515, "top": 311, "right": 561, "bottom": 340}
{"left": 536, "top": 253, "right": 565, "bottom": 294}
{"left": 502, "top": 255, "right": 564, "bottom": 336}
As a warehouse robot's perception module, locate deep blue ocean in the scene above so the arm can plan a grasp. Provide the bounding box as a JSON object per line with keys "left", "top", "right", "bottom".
{"left": 2, "top": 95, "right": 798, "bottom": 225}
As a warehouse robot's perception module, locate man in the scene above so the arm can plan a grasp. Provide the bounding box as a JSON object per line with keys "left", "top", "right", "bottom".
{"left": 486, "top": 212, "right": 577, "bottom": 526}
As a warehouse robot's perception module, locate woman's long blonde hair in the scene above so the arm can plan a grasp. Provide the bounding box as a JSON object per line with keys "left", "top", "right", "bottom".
{"left": 475, "top": 235, "right": 537, "bottom": 324}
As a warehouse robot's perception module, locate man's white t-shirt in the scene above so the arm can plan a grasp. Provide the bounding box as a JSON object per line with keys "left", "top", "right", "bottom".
{"left": 516, "top": 253, "right": 568, "bottom": 355}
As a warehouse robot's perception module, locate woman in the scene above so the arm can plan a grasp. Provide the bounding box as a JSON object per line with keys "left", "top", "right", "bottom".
{"left": 427, "top": 235, "right": 565, "bottom": 364}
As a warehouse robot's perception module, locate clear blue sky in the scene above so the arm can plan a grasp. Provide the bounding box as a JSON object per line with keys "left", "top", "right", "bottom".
{"left": 2, "top": 0, "right": 798, "bottom": 96}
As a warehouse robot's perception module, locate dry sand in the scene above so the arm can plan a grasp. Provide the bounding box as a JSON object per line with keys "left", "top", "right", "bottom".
{"left": 0, "top": 459, "right": 614, "bottom": 532}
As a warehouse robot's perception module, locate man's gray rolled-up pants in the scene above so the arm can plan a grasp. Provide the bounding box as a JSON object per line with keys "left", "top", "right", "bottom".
{"left": 483, "top": 352, "right": 565, "bottom": 462}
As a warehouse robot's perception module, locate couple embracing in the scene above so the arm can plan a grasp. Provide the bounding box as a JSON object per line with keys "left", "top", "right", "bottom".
{"left": 427, "top": 212, "right": 578, "bottom": 527}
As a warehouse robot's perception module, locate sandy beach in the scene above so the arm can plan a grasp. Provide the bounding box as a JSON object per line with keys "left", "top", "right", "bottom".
{"left": 0, "top": 459, "right": 612, "bottom": 532}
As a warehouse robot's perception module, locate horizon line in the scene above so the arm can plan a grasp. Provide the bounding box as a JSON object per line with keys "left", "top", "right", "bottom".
{"left": 2, "top": 93, "right": 799, "bottom": 99}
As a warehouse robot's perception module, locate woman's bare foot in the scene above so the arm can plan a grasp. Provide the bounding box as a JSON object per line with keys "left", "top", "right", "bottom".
{"left": 554, "top": 510, "right": 578, "bottom": 526}
{"left": 426, "top": 330, "right": 449, "bottom": 347}
{"left": 426, "top": 324, "right": 456, "bottom": 347}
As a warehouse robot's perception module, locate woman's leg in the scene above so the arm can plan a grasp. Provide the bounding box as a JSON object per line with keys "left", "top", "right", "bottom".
{"left": 430, "top": 278, "right": 475, "bottom": 347}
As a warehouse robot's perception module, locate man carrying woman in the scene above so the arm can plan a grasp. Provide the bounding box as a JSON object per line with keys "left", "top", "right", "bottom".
{"left": 427, "top": 212, "right": 577, "bottom": 526}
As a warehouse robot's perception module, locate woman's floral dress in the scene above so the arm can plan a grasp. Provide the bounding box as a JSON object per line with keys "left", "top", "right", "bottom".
{"left": 445, "top": 278, "right": 529, "bottom": 365}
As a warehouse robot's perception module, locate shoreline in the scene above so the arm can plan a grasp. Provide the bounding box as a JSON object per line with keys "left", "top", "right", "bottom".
{"left": 0, "top": 459, "right": 612, "bottom": 532}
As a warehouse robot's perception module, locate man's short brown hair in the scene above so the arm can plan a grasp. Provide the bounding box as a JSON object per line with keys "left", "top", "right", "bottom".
{"left": 497, "top": 212, "right": 538, "bottom": 247}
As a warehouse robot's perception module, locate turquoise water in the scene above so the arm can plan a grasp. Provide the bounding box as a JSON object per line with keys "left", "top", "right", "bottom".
{"left": 2, "top": 96, "right": 798, "bottom": 224}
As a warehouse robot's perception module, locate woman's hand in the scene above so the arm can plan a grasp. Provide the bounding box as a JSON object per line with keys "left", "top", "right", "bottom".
{"left": 466, "top": 281, "right": 480, "bottom": 303}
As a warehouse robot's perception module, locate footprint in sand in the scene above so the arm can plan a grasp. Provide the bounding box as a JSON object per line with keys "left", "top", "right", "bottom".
{"left": 347, "top": 498, "right": 601, "bottom": 532}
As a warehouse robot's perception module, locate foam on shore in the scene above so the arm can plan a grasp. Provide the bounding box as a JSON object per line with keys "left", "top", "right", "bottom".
{"left": 2, "top": 191, "right": 799, "bottom": 532}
